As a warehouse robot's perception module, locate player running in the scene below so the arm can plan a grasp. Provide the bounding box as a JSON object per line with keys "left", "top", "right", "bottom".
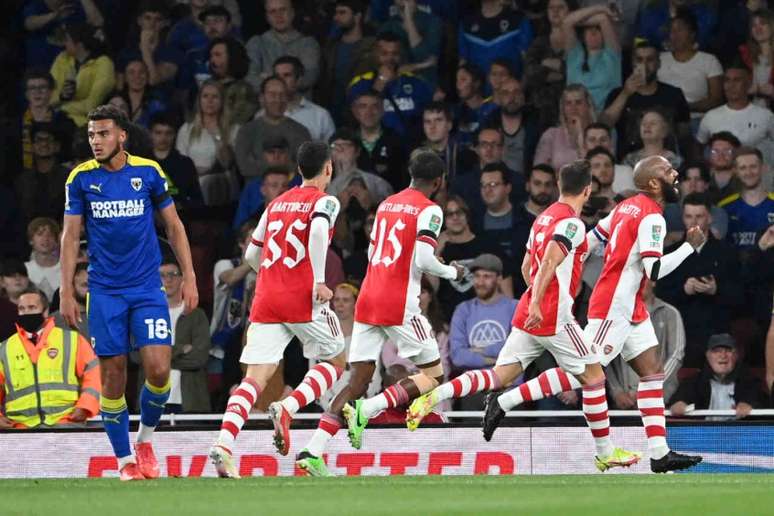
{"left": 294, "top": 149, "right": 463, "bottom": 476}
{"left": 60, "top": 105, "right": 198, "bottom": 481}
{"left": 485, "top": 155, "right": 704, "bottom": 473}
{"left": 407, "top": 160, "right": 642, "bottom": 472}
{"left": 209, "top": 141, "right": 348, "bottom": 478}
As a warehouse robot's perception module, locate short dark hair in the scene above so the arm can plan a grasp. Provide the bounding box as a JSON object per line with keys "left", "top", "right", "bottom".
{"left": 585, "top": 146, "right": 615, "bottom": 164}
{"left": 1, "top": 258, "right": 28, "bottom": 278}
{"left": 708, "top": 131, "right": 741, "bottom": 148}
{"left": 335, "top": 0, "right": 365, "bottom": 14}
{"left": 672, "top": 7, "right": 698, "bottom": 36}
{"left": 481, "top": 162, "right": 511, "bottom": 184}
{"left": 682, "top": 192, "right": 712, "bottom": 211}
{"left": 19, "top": 286, "right": 48, "bottom": 311}
{"left": 329, "top": 126, "right": 360, "bottom": 146}
{"left": 30, "top": 122, "right": 60, "bottom": 143}
{"left": 632, "top": 38, "right": 659, "bottom": 57}
{"left": 679, "top": 161, "right": 710, "bottom": 183}
{"left": 88, "top": 104, "right": 131, "bottom": 131}
{"left": 264, "top": 165, "right": 291, "bottom": 179}
{"left": 422, "top": 101, "right": 452, "bottom": 121}
{"left": 734, "top": 145, "right": 764, "bottom": 163}
{"left": 474, "top": 127, "right": 502, "bottom": 146}
{"left": 408, "top": 148, "right": 445, "bottom": 182}
{"left": 160, "top": 253, "right": 180, "bottom": 269}
{"left": 584, "top": 122, "right": 611, "bottom": 137}
{"left": 528, "top": 163, "right": 556, "bottom": 180}
{"left": 138, "top": 0, "right": 168, "bottom": 16}
{"left": 273, "top": 55, "right": 304, "bottom": 79}
{"left": 297, "top": 141, "right": 332, "bottom": 179}
{"left": 210, "top": 37, "right": 249, "bottom": 80}
{"left": 444, "top": 194, "right": 472, "bottom": 222}
{"left": 351, "top": 89, "right": 382, "bottom": 103}
{"left": 457, "top": 63, "right": 484, "bottom": 88}
{"left": 725, "top": 57, "right": 752, "bottom": 75}
{"left": 23, "top": 68, "right": 55, "bottom": 89}
{"left": 74, "top": 262, "right": 89, "bottom": 276}
{"left": 376, "top": 31, "right": 402, "bottom": 44}
{"left": 259, "top": 75, "right": 286, "bottom": 95}
{"left": 489, "top": 58, "right": 515, "bottom": 77}
{"left": 559, "top": 160, "right": 592, "bottom": 196}
{"left": 148, "top": 111, "right": 179, "bottom": 131}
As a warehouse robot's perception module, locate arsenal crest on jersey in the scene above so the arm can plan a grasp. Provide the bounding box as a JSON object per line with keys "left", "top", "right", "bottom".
{"left": 131, "top": 177, "right": 143, "bottom": 191}
{"left": 47, "top": 348, "right": 58, "bottom": 359}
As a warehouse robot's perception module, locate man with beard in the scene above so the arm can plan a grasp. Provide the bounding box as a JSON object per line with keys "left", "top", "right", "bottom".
{"left": 486, "top": 155, "right": 706, "bottom": 473}
{"left": 53, "top": 262, "right": 90, "bottom": 339}
{"left": 482, "top": 78, "right": 538, "bottom": 179}
{"left": 61, "top": 105, "right": 198, "bottom": 480}
{"left": 706, "top": 131, "right": 742, "bottom": 204}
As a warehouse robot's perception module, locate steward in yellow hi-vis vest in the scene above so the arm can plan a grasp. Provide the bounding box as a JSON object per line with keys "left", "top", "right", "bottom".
{"left": 0, "top": 316, "right": 100, "bottom": 429}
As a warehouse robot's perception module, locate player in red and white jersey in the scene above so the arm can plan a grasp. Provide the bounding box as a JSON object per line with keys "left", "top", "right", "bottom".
{"left": 293, "top": 150, "right": 464, "bottom": 476}
{"left": 488, "top": 156, "right": 705, "bottom": 473}
{"left": 209, "top": 142, "right": 348, "bottom": 478}
{"left": 408, "top": 160, "right": 642, "bottom": 472}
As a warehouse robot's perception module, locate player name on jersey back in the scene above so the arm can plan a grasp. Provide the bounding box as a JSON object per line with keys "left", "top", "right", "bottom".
{"left": 270, "top": 200, "right": 313, "bottom": 213}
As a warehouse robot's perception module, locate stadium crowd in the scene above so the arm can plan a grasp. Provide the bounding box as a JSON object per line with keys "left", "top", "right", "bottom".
{"left": 0, "top": 0, "right": 773, "bottom": 426}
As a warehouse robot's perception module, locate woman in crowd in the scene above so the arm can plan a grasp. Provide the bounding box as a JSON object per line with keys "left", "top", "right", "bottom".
{"left": 741, "top": 8, "right": 774, "bottom": 108}
{"left": 657, "top": 10, "right": 723, "bottom": 122}
{"left": 534, "top": 83, "right": 595, "bottom": 170}
{"left": 562, "top": 4, "right": 621, "bottom": 112}
{"left": 176, "top": 79, "right": 240, "bottom": 207}
{"left": 208, "top": 36, "right": 258, "bottom": 124}
{"left": 623, "top": 109, "right": 683, "bottom": 169}
{"left": 117, "top": 59, "right": 167, "bottom": 128}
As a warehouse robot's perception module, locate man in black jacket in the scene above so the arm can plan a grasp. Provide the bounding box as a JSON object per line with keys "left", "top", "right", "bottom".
{"left": 655, "top": 193, "right": 743, "bottom": 367}
{"left": 669, "top": 334, "right": 764, "bottom": 419}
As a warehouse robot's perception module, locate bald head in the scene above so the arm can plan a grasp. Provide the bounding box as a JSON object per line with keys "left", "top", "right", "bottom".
{"left": 633, "top": 155, "right": 670, "bottom": 190}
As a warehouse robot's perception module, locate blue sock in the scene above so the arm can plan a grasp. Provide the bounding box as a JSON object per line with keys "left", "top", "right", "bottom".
{"left": 100, "top": 395, "right": 131, "bottom": 460}
{"left": 137, "top": 380, "right": 170, "bottom": 442}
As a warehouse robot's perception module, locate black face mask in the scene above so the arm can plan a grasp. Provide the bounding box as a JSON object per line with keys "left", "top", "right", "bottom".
{"left": 17, "top": 313, "right": 45, "bottom": 333}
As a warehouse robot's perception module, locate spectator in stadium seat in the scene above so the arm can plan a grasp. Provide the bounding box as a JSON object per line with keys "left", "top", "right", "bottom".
{"left": 350, "top": 90, "right": 407, "bottom": 191}
{"left": 160, "top": 257, "right": 211, "bottom": 413}
{"left": 1, "top": 260, "right": 31, "bottom": 307}
{"left": 655, "top": 193, "right": 743, "bottom": 367}
{"left": 436, "top": 195, "right": 512, "bottom": 319}
{"left": 233, "top": 165, "right": 291, "bottom": 231}
{"left": 272, "top": 55, "right": 335, "bottom": 142}
{"left": 149, "top": 113, "right": 204, "bottom": 218}
{"left": 656, "top": 10, "right": 723, "bottom": 124}
{"left": 636, "top": 0, "right": 716, "bottom": 51}
{"left": 234, "top": 76, "right": 310, "bottom": 182}
{"left": 583, "top": 122, "right": 635, "bottom": 193}
{"left": 52, "top": 262, "right": 90, "bottom": 339}
{"left": 696, "top": 63, "right": 774, "bottom": 149}
{"left": 176, "top": 79, "right": 241, "bottom": 207}
{"left": 523, "top": 0, "right": 572, "bottom": 131}
{"left": 25, "top": 218, "right": 61, "bottom": 302}
{"left": 328, "top": 128, "right": 393, "bottom": 202}
{"left": 663, "top": 162, "right": 729, "bottom": 245}
{"left": 419, "top": 102, "right": 478, "bottom": 182}
{"left": 15, "top": 123, "right": 70, "bottom": 227}
{"left": 622, "top": 109, "right": 683, "bottom": 170}
{"left": 118, "top": 59, "right": 169, "bottom": 129}
{"left": 705, "top": 131, "right": 742, "bottom": 204}
{"left": 478, "top": 59, "right": 518, "bottom": 122}
{"left": 607, "top": 280, "right": 685, "bottom": 408}
{"left": 245, "top": 0, "right": 321, "bottom": 93}
{"left": 449, "top": 254, "right": 516, "bottom": 409}
{"left": 116, "top": 1, "right": 181, "bottom": 91}
{"left": 452, "top": 64, "right": 486, "bottom": 146}
{"left": 321, "top": 0, "right": 376, "bottom": 125}
{"left": 670, "top": 334, "right": 763, "bottom": 420}
{"left": 740, "top": 9, "right": 774, "bottom": 109}
{"left": 20, "top": 69, "right": 76, "bottom": 171}
{"left": 719, "top": 147, "right": 774, "bottom": 256}
{"left": 600, "top": 40, "right": 691, "bottom": 158}
{"left": 586, "top": 146, "right": 620, "bottom": 202}
{"left": 176, "top": 5, "right": 235, "bottom": 94}
{"left": 0, "top": 288, "right": 100, "bottom": 429}
{"left": 562, "top": 4, "right": 621, "bottom": 113}
{"left": 458, "top": 0, "right": 533, "bottom": 91}
{"left": 49, "top": 23, "right": 115, "bottom": 127}
{"left": 534, "top": 84, "right": 595, "bottom": 172}
{"left": 209, "top": 37, "right": 259, "bottom": 125}
{"left": 378, "top": 0, "right": 443, "bottom": 88}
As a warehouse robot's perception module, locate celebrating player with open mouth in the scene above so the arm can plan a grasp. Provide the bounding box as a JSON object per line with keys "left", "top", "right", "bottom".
{"left": 485, "top": 155, "right": 704, "bottom": 473}
{"left": 293, "top": 149, "right": 464, "bottom": 476}
{"left": 61, "top": 105, "right": 198, "bottom": 481}
{"left": 209, "top": 141, "right": 348, "bottom": 478}
{"left": 407, "top": 160, "right": 642, "bottom": 472}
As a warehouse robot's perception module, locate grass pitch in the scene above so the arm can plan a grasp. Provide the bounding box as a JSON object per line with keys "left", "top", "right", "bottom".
{"left": 1, "top": 474, "right": 771, "bottom": 516}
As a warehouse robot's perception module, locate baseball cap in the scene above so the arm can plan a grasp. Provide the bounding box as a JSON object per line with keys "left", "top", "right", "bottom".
{"left": 199, "top": 5, "right": 231, "bottom": 22}
{"left": 263, "top": 135, "right": 289, "bottom": 151}
{"left": 707, "top": 333, "right": 736, "bottom": 351}
{"left": 469, "top": 253, "right": 502, "bottom": 275}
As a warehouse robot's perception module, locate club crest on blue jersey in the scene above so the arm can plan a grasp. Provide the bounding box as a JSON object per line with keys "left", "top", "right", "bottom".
{"left": 131, "top": 177, "right": 143, "bottom": 191}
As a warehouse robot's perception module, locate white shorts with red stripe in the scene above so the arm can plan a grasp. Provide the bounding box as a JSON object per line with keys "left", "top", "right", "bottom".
{"left": 495, "top": 322, "right": 597, "bottom": 376}
{"left": 348, "top": 313, "right": 440, "bottom": 366}
{"left": 240, "top": 303, "right": 345, "bottom": 365}
{"left": 585, "top": 317, "right": 658, "bottom": 367}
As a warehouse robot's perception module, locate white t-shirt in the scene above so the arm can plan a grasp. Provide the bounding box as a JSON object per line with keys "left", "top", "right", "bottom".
{"left": 25, "top": 259, "right": 61, "bottom": 301}
{"left": 658, "top": 51, "right": 723, "bottom": 117}
{"left": 696, "top": 103, "right": 774, "bottom": 146}
{"left": 612, "top": 163, "right": 635, "bottom": 194}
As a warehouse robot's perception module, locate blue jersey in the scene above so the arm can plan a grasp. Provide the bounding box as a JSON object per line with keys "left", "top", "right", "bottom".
{"left": 65, "top": 153, "right": 173, "bottom": 294}
{"left": 719, "top": 192, "right": 774, "bottom": 249}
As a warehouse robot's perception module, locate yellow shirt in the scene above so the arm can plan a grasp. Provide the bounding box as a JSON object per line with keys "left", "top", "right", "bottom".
{"left": 50, "top": 52, "right": 115, "bottom": 126}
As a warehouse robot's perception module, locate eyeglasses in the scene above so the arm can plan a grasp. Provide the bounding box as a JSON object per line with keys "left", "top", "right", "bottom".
{"left": 480, "top": 181, "right": 504, "bottom": 190}
{"left": 710, "top": 148, "right": 734, "bottom": 157}
{"left": 445, "top": 209, "right": 465, "bottom": 218}
{"left": 160, "top": 271, "right": 182, "bottom": 279}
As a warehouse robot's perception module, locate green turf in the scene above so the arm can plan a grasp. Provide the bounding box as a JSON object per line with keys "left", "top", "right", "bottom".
{"left": 1, "top": 475, "right": 772, "bottom": 516}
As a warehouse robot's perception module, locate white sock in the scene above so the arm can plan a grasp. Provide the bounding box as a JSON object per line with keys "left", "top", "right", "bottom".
{"left": 117, "top": 455, "right": 136, "bottom": 469}
{"left": 136, "top": 423, "right": 155, "bottom": 443}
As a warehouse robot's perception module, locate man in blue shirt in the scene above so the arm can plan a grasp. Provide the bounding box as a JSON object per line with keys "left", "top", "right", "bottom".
{"left": 60, "top": 105, "right": 197, "bottom": 481}
{"left": 719, "top": 146, "right": 774, "bottom": 258}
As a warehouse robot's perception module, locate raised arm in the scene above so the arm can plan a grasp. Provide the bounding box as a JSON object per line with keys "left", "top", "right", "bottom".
{"left": 562, "top": 5, "right": 613, "bottom": 52}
